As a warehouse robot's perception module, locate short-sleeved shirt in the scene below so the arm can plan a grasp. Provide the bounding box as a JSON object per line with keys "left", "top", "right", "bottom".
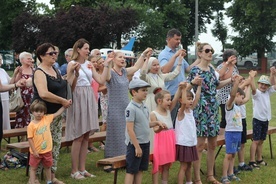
{"left": 158, "top": 46, "right": 189, "bottom": 95}
{"left": 253, "top": 88, "right": 276, "bottom": 121}
{"left": 225, "top": 104, "right": 242, "bottom": 132}
{"left": 125, "top": 100, "right": 150, "bottom": 145}
{"left": 216, "top": 64, "right": 239, "bottom": 104}
{"left": 59, "top": 63, "right": 68, "bottom": 76}
{"left": 27, "top": 114, "right": 54, "bottom": 154}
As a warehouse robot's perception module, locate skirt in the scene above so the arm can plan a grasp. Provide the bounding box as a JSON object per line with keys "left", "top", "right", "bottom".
{"left": 152, "top": 129, "right": 176, "bottom": 174}
{"left": 176, "top": 144, "right": 198, "bottom": 162}
{"left": 65, "top": 86, "right": 99, "bottom": 141}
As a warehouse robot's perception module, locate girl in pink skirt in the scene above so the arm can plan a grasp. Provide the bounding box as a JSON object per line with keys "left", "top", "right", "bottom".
{"left": 175, "top": 80, "right": 202, "bottom": 184}
{"left": 150, "top": 83, "right": 185, "bottom": 184}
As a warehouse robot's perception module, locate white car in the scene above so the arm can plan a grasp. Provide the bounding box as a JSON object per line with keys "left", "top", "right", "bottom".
{"left": 213, "top": 55, "right": 258, "bottom": 69}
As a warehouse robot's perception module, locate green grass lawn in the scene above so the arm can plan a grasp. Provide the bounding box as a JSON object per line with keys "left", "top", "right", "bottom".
{"left": 2, "top": 72, "right": 276, "bottom": 183}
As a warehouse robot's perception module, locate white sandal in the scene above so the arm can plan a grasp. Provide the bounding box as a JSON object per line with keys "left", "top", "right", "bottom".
{"left": 79, "top": 170, "right": 96, "bottom": 178}
{"left": 71, "top": 171, "right": 85, "bottom": 180}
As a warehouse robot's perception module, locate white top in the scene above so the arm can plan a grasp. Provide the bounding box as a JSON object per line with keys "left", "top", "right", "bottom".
{"left": 225, "top": 104, "right": 242, "bottom": 132}
{"left": 0, "top": 68, "right": 11, "bottom": 100}
{"left": 132, "top": 69, "right": 140, "bottom": 80}
{"left": 240, "top": 104, "right": 246, "bottom": 119}
{"left": 71, "top": 61, "right": 92, "bottom": 86}
{"left": 175, "top": 109, "right": 197, "bottom": 146}
{"left": 152, "top": 110, "right": 173, "bottom": 129}
{"left": 253, "top": 88, "right": 276, "bottom": 121}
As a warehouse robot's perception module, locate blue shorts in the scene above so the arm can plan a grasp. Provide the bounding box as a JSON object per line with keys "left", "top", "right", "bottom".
{"left": 126, "top": 142, "right": 150, "bottom": 174}
{"left": 225, "top": 131, "right": 241, "bottom": 154}
{"left": 252, "top": 118, "right": 268, "bottom": 141}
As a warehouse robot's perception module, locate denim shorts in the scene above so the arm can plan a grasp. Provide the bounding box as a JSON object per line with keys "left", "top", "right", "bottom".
{"left": 126, "top": 142, "right": 150, "bottom": 174}
{"left": 225, "top": 131, "right": 241, "bottom": 154}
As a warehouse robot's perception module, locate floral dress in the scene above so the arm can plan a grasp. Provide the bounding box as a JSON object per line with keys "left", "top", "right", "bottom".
{"left": 187, "top": 66, "right": 220, "bottom": 137}
{"left": 15, "top": 73, "right": 33, "bottom": 128}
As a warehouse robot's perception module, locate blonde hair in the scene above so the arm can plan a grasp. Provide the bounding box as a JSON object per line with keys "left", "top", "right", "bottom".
{"left": 196, "top": 42, "right": 213, "bottom": 53}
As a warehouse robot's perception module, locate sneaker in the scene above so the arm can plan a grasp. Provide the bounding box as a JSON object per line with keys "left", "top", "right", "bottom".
{"left": 238, "top": 164, "right": 253, "bottom": 171}
{"left": 257, "top": 160, "right": 268, "bottom": 166}
{"left": 228, "top": 174, "right": 241, "bottom": 181}
{"left": 234, "top": 166, "right": 241, "bottom": 175}
{"left": 221, "top": 176, "right": 230, "bottom": 184}
{"left": 248, "top": 161, "right": 260, "bottom": 169}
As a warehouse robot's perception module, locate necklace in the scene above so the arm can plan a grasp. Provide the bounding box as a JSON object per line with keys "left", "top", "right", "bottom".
{"left": 113, "top": 67, "right": 122, "bottom": 76}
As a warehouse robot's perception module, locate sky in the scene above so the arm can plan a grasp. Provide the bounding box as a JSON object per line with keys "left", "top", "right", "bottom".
{"left": 34, "top": 0, "right": 240, "bottom": 54}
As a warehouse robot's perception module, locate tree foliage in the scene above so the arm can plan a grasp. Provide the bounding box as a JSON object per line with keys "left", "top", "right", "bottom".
{"left": 0, "top": 0, "right": 37, "bottom": 49}
{"left": 227, "top": 0, "right": 276, "bottom": 58}
{"left": 5, "top": 0, "right": 230, "bottom": 54}
{"left": 12, "top": 4, "right": 139, "bottom": 52}
{"left": 211, "top": 11, "right": 228, "bottom": 52}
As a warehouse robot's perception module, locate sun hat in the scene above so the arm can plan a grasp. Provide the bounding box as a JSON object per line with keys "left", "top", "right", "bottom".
{"left": 258, "top": 75, "right": 271, "bottom": 85}
{"left": 129, "top": 79, "right": 151, "bottom": 89}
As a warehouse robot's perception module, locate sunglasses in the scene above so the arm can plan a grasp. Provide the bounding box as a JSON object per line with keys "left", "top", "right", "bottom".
{"left": 203, "top": 49, "right": 214, "bottom": 54}
{"left": 46, "top": 51, "right": 58, "bottom": 56}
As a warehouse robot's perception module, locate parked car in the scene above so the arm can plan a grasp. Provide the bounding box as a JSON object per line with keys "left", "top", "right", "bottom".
{"left": 213, "top": 55, "right": 258, "bottom": 69}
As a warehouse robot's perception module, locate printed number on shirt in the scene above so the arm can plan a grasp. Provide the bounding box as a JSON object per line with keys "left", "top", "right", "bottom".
{"left": 126, "top": 110, "right": 130, "bottom": 117}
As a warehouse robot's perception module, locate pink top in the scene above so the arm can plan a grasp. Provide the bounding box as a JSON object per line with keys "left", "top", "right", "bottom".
{"left": 91, "top": 79, "right": 99, "bottom": 100}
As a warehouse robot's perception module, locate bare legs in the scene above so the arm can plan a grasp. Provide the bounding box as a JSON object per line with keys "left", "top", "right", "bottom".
{"left": 125, "top": 171, "right": 143, "bottom": 184}
{"left": 194, "top": 136, "right": 218, "bottom": 183}
{"left": 250, "top": 140, "right": 264, "bottom": 162}
{"left": 152, "top": 164, "right": 170, "bottom": 184}
{"left": 71, "top": 131, "right": 90, "bottom": 174}
{"left": 178, "top": 162, "right": 192, "bottom": 184}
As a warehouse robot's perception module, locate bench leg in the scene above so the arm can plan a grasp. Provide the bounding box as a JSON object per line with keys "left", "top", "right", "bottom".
{"left": 26, "top": 152, "right": 30, "bottom": 176}
{"left": 113, "top": 169, "right": 118, "bottom": 184}
{"left": 213, "top": 145, "right": 223, "bottom": 176}
{"left": 269, "top": 135, "right": 273, "bottom": 159}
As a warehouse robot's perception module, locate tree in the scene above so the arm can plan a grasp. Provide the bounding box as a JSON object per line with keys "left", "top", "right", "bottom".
{"left": 12, "top": 4, "right": 139, "bottom": 52}
{"left": 227, "top": 0, "right": 276, "bottom": 59}
{"left": 0, "top": 0, "right": 36, "bottom": 49}
{"left": 211, "top": 11, "right": 228, "bottom": 52}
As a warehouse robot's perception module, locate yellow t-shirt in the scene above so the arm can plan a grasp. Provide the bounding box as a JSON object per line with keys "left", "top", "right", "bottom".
{"left": 27, "top": 114, "right": 54, "bottom": 154}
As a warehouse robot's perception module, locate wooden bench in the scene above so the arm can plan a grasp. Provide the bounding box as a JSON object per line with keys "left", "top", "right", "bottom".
{"left": 2, "top": 123, "right": 66, "bottom": 144}
{"left": 96, "top": 154, "right": 153, "bottom": 184}
{"left": 6, "top": 131, "right": 106, "bottom": 176}
{"left": 210, "top": 126, "right": 276, "bottom": 175}
{"left": 9, "top": 112, "right": 16, "bottom": 129}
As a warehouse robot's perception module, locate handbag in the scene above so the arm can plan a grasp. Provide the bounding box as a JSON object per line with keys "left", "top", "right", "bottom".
{"left": 9, "top": 88, "right": 24, "bottom": 112}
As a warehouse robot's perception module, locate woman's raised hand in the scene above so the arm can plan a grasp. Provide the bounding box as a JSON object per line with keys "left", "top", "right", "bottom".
{"left": 142, "top": 48, "right": 153, "bottom": 57}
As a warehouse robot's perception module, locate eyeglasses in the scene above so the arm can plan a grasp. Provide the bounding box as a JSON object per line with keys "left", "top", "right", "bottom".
{"left": 203, "top": 49, "right": 214, "bottom": 54}
{"left": 46, "top": 51, "right": 58, "bottom": 56}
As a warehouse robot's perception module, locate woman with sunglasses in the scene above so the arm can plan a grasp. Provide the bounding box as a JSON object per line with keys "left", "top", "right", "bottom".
{"left": 187, "top": 42, "right": 233, "bottom": 184}
{"left": 33, "top": 43, "right": 72, "bottom": 184}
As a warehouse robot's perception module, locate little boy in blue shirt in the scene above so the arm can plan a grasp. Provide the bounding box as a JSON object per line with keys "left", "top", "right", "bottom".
{"left": 124, "top": 79, "right": 165, "bottom": 184}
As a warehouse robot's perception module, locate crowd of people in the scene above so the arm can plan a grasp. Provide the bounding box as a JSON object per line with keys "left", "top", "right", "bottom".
{"left": 0, "top": 28, "right": 275, "bottom": 184}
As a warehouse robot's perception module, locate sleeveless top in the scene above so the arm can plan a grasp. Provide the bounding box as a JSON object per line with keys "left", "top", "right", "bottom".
{"left": 152, "top": 110, "right": 173, "bottom": 129}
{"left": 175, "top": 109, "right": 197, "bottom": 146}
{"left": 32, "top": 67, "right": 66, "bottom": 114}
